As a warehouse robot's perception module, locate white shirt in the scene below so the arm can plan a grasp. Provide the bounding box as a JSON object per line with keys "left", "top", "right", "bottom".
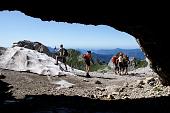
{"left": 118, "top": 56, "right": 123, "bottom": 62}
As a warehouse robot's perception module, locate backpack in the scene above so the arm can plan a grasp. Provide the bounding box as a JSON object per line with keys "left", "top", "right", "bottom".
{"left": 82, "top": 54, "right": 91, "bottom": 59}
{"left": 112, "top": 56, "right": 117, "bottom": 63}
{"left": 63, "top": 49, "right": 69, "bottom": 57}
{"left": 82, "top": 54, "right": 87, "bottom": 59}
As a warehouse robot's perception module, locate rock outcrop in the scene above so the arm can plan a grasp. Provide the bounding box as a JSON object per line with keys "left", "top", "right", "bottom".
{"left": 12, "top": 40, "right": 52, "bottom": 56}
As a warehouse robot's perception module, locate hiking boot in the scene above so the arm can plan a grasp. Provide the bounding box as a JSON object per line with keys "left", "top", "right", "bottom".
{"left": 86, "top": 75, "right": 91, "bottom": 78}
{"left": 65, "top": 67, "right": 68, "bottom": 71}
{"left": 86, "top": 73, "right": 91, "bottom": 78}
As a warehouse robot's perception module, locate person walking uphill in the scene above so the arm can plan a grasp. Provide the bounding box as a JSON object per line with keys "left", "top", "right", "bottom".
{"left": 82, "top": 51, "right": 94, "bottom": 78}
{"left": 55, "top": 44, "right": 68, "bottom": 71}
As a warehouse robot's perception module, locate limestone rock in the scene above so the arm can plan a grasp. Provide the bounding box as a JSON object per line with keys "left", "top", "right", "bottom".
{"left": 12, "top": 40, "right": 52, "bottom": 56}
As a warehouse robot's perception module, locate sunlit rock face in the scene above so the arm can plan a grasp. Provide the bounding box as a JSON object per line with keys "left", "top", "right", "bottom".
{"left": 0, "top": 3, "right": 169, "bottom": 85}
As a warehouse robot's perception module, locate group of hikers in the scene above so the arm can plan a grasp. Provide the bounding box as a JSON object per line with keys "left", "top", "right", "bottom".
{"left": 54, "top": 44, "right": 129, "bottom": 78}
{"left": 111, "top": 52, "right": 130, "bottom": 75}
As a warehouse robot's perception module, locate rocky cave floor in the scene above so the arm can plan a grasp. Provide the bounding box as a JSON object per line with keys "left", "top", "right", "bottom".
{"left": 1, "top": 68, "right": 170, "bottom": 113}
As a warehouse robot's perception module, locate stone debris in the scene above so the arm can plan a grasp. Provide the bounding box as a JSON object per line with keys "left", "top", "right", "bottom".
{"left": 94, "top": 80, "right": 102, "bottom": 84}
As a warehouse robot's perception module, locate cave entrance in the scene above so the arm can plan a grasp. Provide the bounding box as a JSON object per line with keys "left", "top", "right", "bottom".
{"left": 0, "top": 10, "right": 146, "bottom": 72}
{"left": 0, "top": 10, "right": 155, "bottom": 100}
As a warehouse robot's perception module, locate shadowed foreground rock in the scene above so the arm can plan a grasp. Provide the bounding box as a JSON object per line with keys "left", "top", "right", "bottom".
{"left": 0, "top": 79, "right": 15, "bottom": 104}
{"left": 0, "top": 68, "right": 169, "bottom": 113}
{"left": 0, "top": 94, "right": 170, "bottom": 113}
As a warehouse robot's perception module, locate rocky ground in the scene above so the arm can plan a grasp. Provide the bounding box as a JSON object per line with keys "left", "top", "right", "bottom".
{"left": 1, "top": 67, "right": 169, "bottom": 100}
{"left": 1, "top": 68, "right": 170, "bottom": 113}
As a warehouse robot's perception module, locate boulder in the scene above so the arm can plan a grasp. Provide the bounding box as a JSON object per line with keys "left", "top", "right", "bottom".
{"left": 12, "top": 40, "right": 52, "bottom": 57}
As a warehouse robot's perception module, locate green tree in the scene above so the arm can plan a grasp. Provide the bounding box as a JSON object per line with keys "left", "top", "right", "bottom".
{"left": 66, "top": 49, "right": 111, "bottom": 72}
{"left": 135, "top": 59, "right": 148, "bottom": 68}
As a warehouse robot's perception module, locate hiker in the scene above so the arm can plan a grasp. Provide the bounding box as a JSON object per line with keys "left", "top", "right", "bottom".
{"left": 55, "top": 44, "right": 68, "bottom": 71}
{"left": 111, "top": 55, "right": 119, "bottom": 74}
{"left": 82, "top": 51, "right": 94, "bottom": 78}
{"left": 123, "top": 54, "right": 129, "bottom": 75}
{"left": 118, "top": 52, "right": 124, "bottom": 75}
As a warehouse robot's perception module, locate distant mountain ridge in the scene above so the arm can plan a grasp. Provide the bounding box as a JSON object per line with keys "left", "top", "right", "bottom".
{"left": 92, "top": 52, "right": 113, "bottom": 64}
{"left": 48, "top": 46, "right": 56, "bottom": 53}
{"left": 76, "top": 48, "right": 145, "bottom": 63}
{"left": 78, "top": 48, "right": 145, "bottom": 60}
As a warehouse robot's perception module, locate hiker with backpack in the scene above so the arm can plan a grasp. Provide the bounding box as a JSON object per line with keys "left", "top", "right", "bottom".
{"left": 111, "top": 54, "right": 119, "bottom": 74}
{"left": 55, "top": 44, "right": 68, "bottom": 71}
{"left": 82, "top": 51, "right": 94, "bottom": 78}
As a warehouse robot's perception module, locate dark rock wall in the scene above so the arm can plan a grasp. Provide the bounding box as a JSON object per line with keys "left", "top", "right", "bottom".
{"left": 0, "top": 2, "right": 169, "bottom": 85}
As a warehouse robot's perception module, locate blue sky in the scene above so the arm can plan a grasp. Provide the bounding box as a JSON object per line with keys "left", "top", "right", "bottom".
{"left": 0, "top": 10, "right": 140, "bottom": 49}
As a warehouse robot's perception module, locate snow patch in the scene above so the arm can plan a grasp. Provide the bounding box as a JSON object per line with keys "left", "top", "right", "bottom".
{"left": 0, "top": 47, "right": 85, "bottom": 76}
{"left": 53, "top": 80, "right": 75, "bottom": 89}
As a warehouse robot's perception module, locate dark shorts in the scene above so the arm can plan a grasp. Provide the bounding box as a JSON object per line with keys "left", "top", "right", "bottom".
{"left": 124, "top": 63, "right": 128, "bottom": 67}
{"left": 119, "top": 62, "right": 124, "bottom": 68}
{"left": 114, "top": 63, "right": 118, "bottom": 67}
{"left": 57, "top": 56, "right": 66, "bottom": 63}
{"left": 85, "top": 59, "right": 90, "bottom": 66}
